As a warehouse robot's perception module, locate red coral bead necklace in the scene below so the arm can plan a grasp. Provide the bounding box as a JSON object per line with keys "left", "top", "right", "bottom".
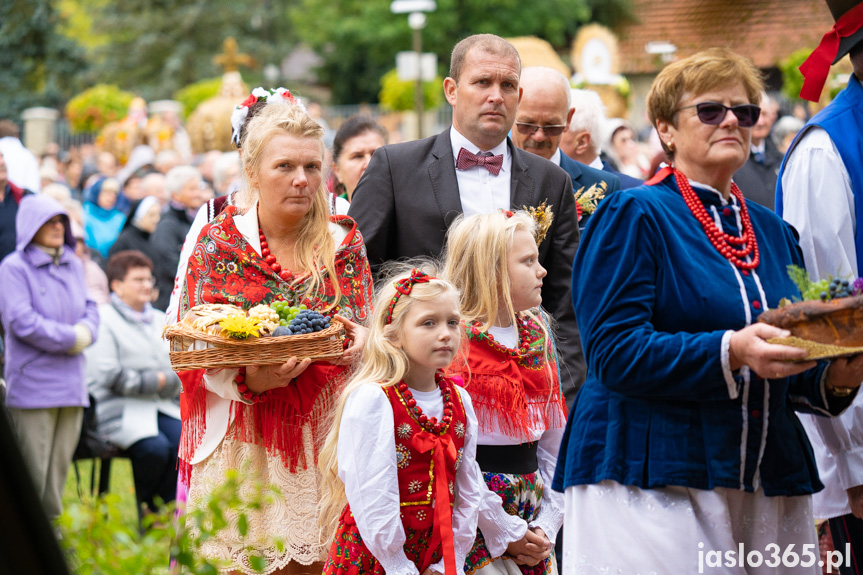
{"left": 259, "top": 226, "right": 294, "bottom": 282}
{"left": 674, "top": 168, "right": 760, "bottom": 270}
{"left": 397, "top": 373, "right": 454, "bottom": 435}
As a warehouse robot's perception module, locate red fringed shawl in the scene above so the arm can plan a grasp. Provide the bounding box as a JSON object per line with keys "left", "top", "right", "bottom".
{"left": 452, "top": 314, "right": 567, "bottom": 440}
{"left": 177, "top": 208, "right": 373, "bottom": 473}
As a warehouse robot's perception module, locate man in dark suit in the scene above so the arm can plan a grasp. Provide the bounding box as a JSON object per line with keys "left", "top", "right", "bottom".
{"left": 512, "top": 68, "right": 621, "bottom": 234}
{"left": 734, "top": 92, "right": 781, "bottom": 209}
{"left": 559, "top": 88, "right": 642, "bottom": 190}
{"left": 349, "top": 34, "right": 586, "bottom": 401}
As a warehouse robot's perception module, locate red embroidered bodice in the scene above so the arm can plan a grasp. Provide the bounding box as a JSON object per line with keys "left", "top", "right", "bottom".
{"left": 384, "top": 379, "right": 468, "bottom": 531}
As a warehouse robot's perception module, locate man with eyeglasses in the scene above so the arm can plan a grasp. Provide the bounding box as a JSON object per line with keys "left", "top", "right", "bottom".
{"left": 511, "top": 67, "right": 620, "bottom": 231}
{"left": 777, "top": 0, "right": 863, "bottom": 568}
{"left": 350, "top": 34, "right": 587, "bottom": 404}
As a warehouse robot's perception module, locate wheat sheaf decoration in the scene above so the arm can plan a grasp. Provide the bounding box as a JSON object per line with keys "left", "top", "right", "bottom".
{"left": 523, "top": 200, "right": 554, "bottom": 246}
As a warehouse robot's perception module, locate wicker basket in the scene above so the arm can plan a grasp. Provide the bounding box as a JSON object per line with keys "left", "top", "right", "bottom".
{"left": 163, "top": 322, "right": 345, "bottom": 371}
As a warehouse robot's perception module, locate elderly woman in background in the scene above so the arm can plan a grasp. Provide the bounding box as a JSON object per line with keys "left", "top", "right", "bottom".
{"left": 178, "top": 100, "right": 373, "bottom": 574}
{"left": 0, "top": 194, "right": 98, "bottom": 521}
{"left": 108, "top": 196, "right": 161, "bottom": 263}
{"left": 150, "top": 165, "right": 209, "bottom": 312}
{"left": 329, "top": 115, "right": 387, "bottom": 214}
{"left": 83, "top": 177, "right": 126, "bottom": 260}
{"left": 553, "top": 48, "right": 863, "bottom": 574}
{"left": 85, "top": 250, "right": 181, "bottom": 515}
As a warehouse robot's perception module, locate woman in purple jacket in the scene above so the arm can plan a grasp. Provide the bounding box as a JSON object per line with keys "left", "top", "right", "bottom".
{"left": 0, "top": 193, "right": 99, "bottom": 521}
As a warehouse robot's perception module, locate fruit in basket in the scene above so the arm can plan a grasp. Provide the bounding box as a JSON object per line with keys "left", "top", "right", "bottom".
{"left": 248, "top": 304, "right": 279, "bottom": 334}
{"left": 270, "top": 301, "right": 308, "bottom": 326}
{"left": 288, "top": 310, "right": 331, "bottom": 335}
{"left": 273, "top": 326, "right": 292, "bottom": 337}
{"left": 219, "top": 314, "right": 262, "bottom": 339}
{"left": 758, "top": 265, "right": 863, "bottom": 351}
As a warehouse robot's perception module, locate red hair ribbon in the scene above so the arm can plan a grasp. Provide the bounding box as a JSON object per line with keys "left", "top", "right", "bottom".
{"left": 799, "top": 2, "right": 863, "bottom": 102}
{"left": 385, "top": 268, "right": 434, "bottom": 324}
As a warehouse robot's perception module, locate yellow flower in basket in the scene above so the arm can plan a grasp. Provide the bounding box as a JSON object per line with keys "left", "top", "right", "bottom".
{"left": 219, "top": 314, "right": 261, "bottom": 339}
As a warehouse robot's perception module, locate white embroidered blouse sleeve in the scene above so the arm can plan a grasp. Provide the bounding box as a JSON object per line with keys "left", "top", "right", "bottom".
{"left": 809, "top": 398, "right": 863, "bottom": 491}
{"left": 528, "top": 423, "right": 565, "bottom": 541}
{"left": 781, "top": 128, "right": 856, "bottom": 280}
{"left": 338, "top": 384, "right": 419, "bottom": 575}
{"left": 429, "top": 388, "right": 484, "bottom": 575}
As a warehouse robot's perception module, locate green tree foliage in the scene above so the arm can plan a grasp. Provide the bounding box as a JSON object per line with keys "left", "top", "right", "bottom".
{"left": 290, "top": 0, "right": 634, "bottom": 104}
{"left": 0, "top": 0, "right": 88, "bottom": 119}
{"left": 84, "top": 0, "right": 296, "bottom": 102}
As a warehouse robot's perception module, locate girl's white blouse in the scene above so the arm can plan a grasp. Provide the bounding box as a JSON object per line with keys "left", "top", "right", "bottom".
{"left": 337, "top": 383, "right": 485, "bottom": 575}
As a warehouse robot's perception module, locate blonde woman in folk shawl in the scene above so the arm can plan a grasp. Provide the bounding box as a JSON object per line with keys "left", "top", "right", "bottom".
{"left": 178, "top": 101, "right": 373, "bottom": 574}
{"left": 444, "top": 211, "right": 567, "bottom": 575}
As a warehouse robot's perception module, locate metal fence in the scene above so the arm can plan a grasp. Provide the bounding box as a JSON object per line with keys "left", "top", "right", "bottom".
{"left": 54, "top": 120, "right": 96, "bottom": 152}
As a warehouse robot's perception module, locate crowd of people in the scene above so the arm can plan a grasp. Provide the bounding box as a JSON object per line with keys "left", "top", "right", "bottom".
{"left": 2, "top": 1, "right": 863, "bottom": 573}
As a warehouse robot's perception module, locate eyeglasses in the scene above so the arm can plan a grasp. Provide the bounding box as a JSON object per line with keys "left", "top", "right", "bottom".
{"left": 124, "top": 276, "right": 155, "bottom": 285}
{"left": 676, "top": 102, "right": 761, "bottom": 128}
{"left": 514, "top": 123, "right": 568, "bottom": 137}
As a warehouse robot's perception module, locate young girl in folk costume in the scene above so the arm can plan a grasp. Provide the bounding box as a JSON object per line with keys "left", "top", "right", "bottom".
{"left": 176, "top": 100, "right": 373, "bottom": 574}
{"left": 444, "top": 211, "right": 567, "bottom": 575}
{"left": 319, "top": 266, "right": 484, "bottom": 575}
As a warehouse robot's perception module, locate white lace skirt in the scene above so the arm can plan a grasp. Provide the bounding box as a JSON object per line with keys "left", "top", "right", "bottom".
{"left": 562, "top": 480, "right": 818, "bottom": 575}
{"left": 187, "top": 428, "right": 328, "bottom": 574}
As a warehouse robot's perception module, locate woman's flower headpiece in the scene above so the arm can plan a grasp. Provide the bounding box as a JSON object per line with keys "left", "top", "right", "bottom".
{"left": 230, "top": 87, "right": 306, "bottom": 146}
{"left": 385, "top": 268, "right": 433, "bottom": 324}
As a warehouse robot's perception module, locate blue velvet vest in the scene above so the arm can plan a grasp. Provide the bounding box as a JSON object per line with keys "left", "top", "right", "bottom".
{"left": 776, "top": 75, "right": 863, "bottom": 273}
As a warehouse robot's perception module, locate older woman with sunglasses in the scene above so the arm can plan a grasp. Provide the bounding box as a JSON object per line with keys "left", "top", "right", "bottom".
{"left": 552, "top": 48, "right": 863, "bottom": 574}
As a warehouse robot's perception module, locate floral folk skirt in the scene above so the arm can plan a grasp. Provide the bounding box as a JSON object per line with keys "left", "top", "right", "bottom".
{"left": 322, "top": 505, "right": 441, "bottom": 575}
{"left": 465, "top": 471, "right": 556, "bottom": 575}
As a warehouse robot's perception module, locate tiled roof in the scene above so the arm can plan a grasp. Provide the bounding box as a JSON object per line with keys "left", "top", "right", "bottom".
{"left": 615, "top": 0, "right": 835, "bottom": 73}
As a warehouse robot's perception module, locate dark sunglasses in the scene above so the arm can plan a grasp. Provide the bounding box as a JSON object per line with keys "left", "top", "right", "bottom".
{"left": 514, "top": 122, "right": 567, "bottom": 137}
{"left": 676, "top": 102, "right": 761, "bottom": 128}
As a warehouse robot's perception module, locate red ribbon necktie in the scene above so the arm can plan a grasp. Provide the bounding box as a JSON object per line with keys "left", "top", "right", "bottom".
{"left": 799, "top": 2, "right": 863, "bottom": 102}
{"left": 412, "top": 430, "right": 458, "bottom": 575}
{"left": 456, "top": 148, "right": 504, "bottom": 176}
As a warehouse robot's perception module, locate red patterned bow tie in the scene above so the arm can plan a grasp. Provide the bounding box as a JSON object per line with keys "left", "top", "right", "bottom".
{"left": 456, "top": 147, "right": 503, "bottom": 176}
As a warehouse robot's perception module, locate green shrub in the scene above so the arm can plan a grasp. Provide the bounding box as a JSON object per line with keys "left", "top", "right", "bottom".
{"left": 65, "top": 85, "right": 135, "bottom": 133}
{"left": 780, "top": 48, "right": 812, "bottom": 102}
{"left": 174, "top": 78, "right": 223, "bottom": 119}
{"left": 59, "top": 467, "right": 283, "bottom": 574}
{"left": 378, "top": 68, "right": 443, "bottom": 112}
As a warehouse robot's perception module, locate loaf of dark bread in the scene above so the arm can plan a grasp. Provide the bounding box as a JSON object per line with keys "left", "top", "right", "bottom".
{"left": 758, "top": 296, "right": 863, "bottom": 347}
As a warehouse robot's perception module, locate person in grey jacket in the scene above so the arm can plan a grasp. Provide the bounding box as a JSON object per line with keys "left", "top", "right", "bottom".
{"left": 85, "top": 249, "right": 181, "bottom": 513}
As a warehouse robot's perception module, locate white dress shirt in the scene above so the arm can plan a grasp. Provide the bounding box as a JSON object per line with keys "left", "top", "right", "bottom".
{"left": 450, "top": 128, "right": 511, "bottom": 217}
{"left": 781, "top": 126, "right": 863, "bottom": 519}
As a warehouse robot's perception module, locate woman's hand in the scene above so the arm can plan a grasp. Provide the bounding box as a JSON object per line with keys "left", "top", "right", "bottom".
{"left": 331, "top": 315, "right": 368, "bottom": 366}
{"left": 244, "top": 357, "right": 312, "bottom": 394}
{"left": 825, "top": 354, "right": 863, "bottom": 390}
{"left": 729, "top": 323, "right": 817, "bottom": 379}
{"left": 506, "top": 527, "right": 552, "bottom": 565}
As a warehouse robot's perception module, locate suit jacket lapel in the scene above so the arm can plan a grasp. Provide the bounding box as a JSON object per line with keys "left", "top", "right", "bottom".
{"left": 509, "top": 140, "right": 537, "bottom": 210}
{"left": 429, "top": 130, "right": 464, "bottom": 227}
